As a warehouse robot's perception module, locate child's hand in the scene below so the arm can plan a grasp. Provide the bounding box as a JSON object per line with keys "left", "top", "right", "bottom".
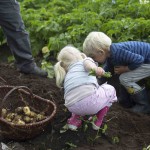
{"left": 114, "top": 66, "right": 129, "bottom": 74}
{"left": 96, "top": 67, "right": 105, "bottom": 76}
{"left": 89, "top": 68, "right": 112, "bottom": 78}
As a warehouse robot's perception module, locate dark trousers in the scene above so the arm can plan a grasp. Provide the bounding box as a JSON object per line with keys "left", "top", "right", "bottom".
{"left": 0, "top": 0, "right": 34, "bottom": 69}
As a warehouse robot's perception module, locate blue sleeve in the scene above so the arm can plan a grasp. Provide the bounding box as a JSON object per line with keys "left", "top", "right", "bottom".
{"left": 117, "top": 50, "right": 144, "bottom": 70}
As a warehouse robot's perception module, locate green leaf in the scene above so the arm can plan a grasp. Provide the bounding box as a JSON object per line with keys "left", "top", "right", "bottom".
{"left": 89, "top": 69, "right": 112, "bottom": 78}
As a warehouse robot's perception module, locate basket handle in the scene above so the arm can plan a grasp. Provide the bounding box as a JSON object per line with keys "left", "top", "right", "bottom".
{"left": 0, "top": 86, "right": 34, "bottom": 117}
{"left": 0, "top": 76, "right": 7, "bottom": 85}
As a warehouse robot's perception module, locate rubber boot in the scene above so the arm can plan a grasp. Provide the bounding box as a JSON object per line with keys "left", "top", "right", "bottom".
{"left": 118, "top": 85, "right": 135, "bottom": 108}
{"left": 92, "top": 106, "right": 109, "bottom": 130}
{"left": 67, "top": 113, "right": 82, "bottom": 131}
{"left": 130, "top": 88, "right": 150, "bottom": 114}
{"left": 19, "top": 62, "right": 48, "bottom": 77}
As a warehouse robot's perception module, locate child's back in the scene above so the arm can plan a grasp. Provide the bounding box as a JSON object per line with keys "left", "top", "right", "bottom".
{"left": 54, "top": 45, "right": 117, "bottom": 131}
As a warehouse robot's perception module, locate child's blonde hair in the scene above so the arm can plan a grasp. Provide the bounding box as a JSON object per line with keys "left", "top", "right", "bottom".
{"left": 54, "top": 45, "right": 86, "bottom": 88}
{"left": 83, "top": 31, "right": 112, "bottom": 57}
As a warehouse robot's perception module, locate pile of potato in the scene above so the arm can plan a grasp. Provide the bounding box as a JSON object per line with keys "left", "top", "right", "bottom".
{"left": 1, "top": 106, "right": 47, "bottom": 125}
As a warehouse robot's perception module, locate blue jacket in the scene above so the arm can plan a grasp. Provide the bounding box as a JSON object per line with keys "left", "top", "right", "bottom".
{"left": 104, "top": 41, "right": 150, "bottom": 72}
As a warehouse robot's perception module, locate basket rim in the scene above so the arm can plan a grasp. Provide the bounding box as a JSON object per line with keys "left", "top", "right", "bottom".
{"left": 0, "top": 85, "right": 57, "bottom": 127}
{"left": 0, "top": 85, "right": 15, "bottom": 88}
{"left": 0, "top": 100, "right": 56, "bottom": 127}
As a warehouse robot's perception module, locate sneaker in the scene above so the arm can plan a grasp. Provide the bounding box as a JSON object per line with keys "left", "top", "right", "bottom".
{"left": 67, "top": 114, "right": 82, "bottom": 131}
{"left": 19, "top": 63, "right": 48, "bottom": 77}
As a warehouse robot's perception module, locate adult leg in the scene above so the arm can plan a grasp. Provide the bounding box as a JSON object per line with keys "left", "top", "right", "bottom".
{"left": 0, "top": 0, "right": 47, "bottom": 77}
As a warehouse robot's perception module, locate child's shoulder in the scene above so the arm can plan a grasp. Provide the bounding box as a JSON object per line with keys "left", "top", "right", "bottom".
{"left": 83, "top": 57, "right": 94, "bottom": 62}
{"left": 113, "top": 41, "right": 149, "bottom": 46}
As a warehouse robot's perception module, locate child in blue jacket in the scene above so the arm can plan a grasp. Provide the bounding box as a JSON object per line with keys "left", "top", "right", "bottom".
{"left": 83, "top": 31, "right": 150, "bottom": 114}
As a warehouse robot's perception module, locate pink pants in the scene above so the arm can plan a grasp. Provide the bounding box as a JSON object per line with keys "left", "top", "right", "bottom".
{"left": 67, "top": 84, "right": 117, "bottom": 116}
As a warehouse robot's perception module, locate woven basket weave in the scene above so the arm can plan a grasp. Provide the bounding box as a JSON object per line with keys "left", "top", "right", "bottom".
{"left": 0, "top": 85, "right": 57, "bottom": 141}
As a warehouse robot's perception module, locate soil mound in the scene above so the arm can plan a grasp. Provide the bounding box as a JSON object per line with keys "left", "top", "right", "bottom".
{"left": 0, "top": 63, "right": 150, "bottom": 150}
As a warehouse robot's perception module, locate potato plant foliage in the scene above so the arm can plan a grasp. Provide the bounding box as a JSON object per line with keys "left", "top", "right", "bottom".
{"left": 1, "top": 0, "right": 149, "bottom": 56}
{"left": 0, "top": 0, "right": 150, "bottom": 81}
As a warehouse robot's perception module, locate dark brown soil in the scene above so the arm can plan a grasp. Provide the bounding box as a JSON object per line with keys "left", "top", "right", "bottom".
{"left": 0, "top": 63, "right": 150, "bottom": 150}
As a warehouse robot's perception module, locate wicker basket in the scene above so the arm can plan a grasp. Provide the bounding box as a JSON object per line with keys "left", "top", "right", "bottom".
{"left": 0, "top": 76, "right": 7, "bottom": 86}
{"left": 0, "top": 85, "right": 57, "bottom": 141}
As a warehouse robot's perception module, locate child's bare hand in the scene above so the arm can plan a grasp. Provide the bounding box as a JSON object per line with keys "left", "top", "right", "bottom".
{"left": 96, "top": 67, "right": 105, "bottom": 76}
{"left": 89, "top": 69, "right": 112, "bottom": 78}
{"left": 114, "top": 66, "right": 129, "bottom": 74}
